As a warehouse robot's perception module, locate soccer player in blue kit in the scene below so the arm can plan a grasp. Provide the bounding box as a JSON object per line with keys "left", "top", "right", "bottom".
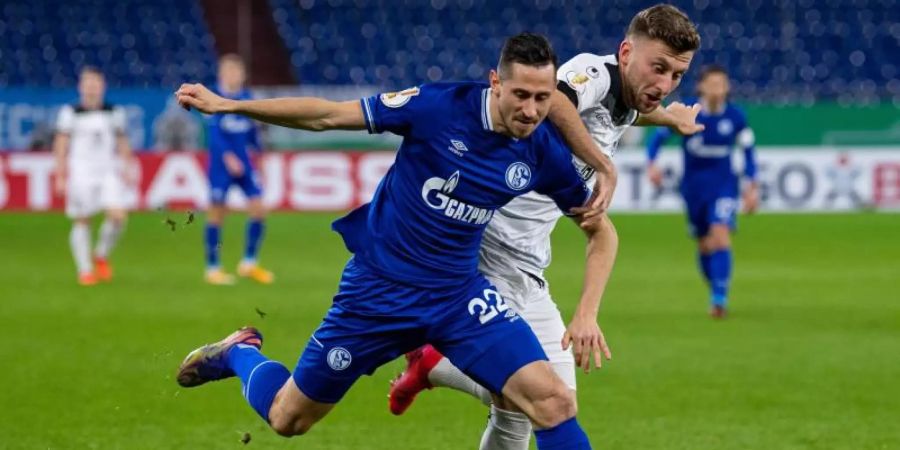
{"left": 203, "top": 54, "right": 274, "bottom": 286}
{"left": 646, "top": 65, "right": 759, "bottom": 318}
{"left": 174, "top": 34, "right": 609, "bottom": 449}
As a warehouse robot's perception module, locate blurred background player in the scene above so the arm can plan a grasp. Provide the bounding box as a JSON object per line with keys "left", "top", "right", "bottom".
{"left": 52, "top": 66, "right": 133, "bottom": 286}
{"left": 646, "top": 65, "right": 759, "bottom": 318}
{"left": 203, "top": 54, "right": 273, "bottom": 285}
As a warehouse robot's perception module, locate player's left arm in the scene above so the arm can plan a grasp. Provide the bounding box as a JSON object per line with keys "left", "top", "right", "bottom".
{"left": 113, "top": 107, "right": 137, "bottom": 185}
{"left": 176, "top": 83, "right": 366, "bottom": 131}
{"left": 636, "top": 102, "right": 706, "bottom": 135}
{"left": 738, "top": 123, "right": 759, "bottom": 213}
{"left": 563, "top": 212, "right": 618, "bottom": 373}
{"left": 549, "top": 90, "right": 617, "bottom": 216}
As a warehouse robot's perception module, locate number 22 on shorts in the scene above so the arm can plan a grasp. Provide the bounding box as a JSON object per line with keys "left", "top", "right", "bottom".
{"left": 468, "top": 289, "right": 510, "bottom": 324}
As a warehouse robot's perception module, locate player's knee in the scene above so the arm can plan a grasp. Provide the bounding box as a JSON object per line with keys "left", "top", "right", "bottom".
{"left": 269, "top": 414, "right": 314, "bottom": 437}
{"left": 248, "top": 198, "right": 266, "bottom": 219}
{"left": 710, "top": 228, "right": 731, "bottom": 249}
{"left": 107, "top": 212, "right": 127, "bottom": 225}
{"left": 207, "top": 206, "right": 226, "bottom": 224}
{"left": 530, "top": 384, "right": 577, "bottom": 428}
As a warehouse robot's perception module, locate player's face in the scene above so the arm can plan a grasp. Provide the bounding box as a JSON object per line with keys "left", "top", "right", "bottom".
{"left": 619, "top": 37, "right": 693, "bottom": 114}
{"left": 78, "top": 72, "right": 106, "bottom": 108}
{"left": 491, "top": 63, "right": 556, "bottom": 139}
{"left": 219, "top": 61, "right": 246, "bottom": 91}
{"left": 698, "top": 72, "right": 730, "bottom": 106}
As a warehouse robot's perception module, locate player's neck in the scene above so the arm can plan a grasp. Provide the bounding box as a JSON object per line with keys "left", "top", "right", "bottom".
{"left": 703, "top": 99, "right": 725, "bottom": 114}
{"left": 219, "top": 83, "right": 242, "bottom": 96}
{"left": 80, "top": 99, "right": 102, "bottom": 110}
{"left": 487, "top": 91, "right": 514, "bottom": 138}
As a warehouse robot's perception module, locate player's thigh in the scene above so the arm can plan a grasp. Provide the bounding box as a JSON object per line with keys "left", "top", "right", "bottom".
{"left": 428, "top": 276, "right": 549, "bottom": 396}
{"left": 709, "top": 197, "right": 737, "bottom": 243}
{"left": 236, "top": 170, "right": 263, "bottom": 199}
{"left": 684, "top": 197, "right": 711, "bottom": 239}
{"left": 292, "top": 259, "right": 427, "bottom": 404}
{"left": 66, "top": 179, "right": 101, "bottom": 219}
{"left": 711, "top": 197, "right": 738, "bottom": 226}
{"left": 519, "top": 288, "right": 576, "bottom": 390}
{"left": 100, "top": 174, "right": 128, "bottom": 219}
{"left": 208, "top": 173, "right": 233, "bottom": 206}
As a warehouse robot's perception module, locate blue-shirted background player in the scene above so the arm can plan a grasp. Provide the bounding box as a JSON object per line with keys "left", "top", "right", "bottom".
{"left": 646, "top": 65, "right": 759, "bottom": 318}
{"left": 173, "top": 34, "right": 609, "bottom": 449}
{"left": 203, "top": 54, "right": 274, "bottom": 285}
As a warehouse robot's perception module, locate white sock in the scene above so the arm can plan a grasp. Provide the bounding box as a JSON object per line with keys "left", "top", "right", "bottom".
{"left": 427, "top": 357, "right": 492, "bottom": 406}
{"left": 70, "top": 222, "right": 92, "bottom": 275}
{"left": 479, "top": 404, "right": 532, "bottom": 450}
{"left": 95, "top": 218, "right": 124, "bottom": 259}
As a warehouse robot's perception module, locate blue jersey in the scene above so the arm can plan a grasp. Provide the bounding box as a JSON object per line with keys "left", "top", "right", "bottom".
{"left": 207, "top": 87, "right": 260, "bottom": 174}
{"left": 333, "top": 82, "right": 590, "bottom": 288}
{"left": 648, "top": 100, "right": 757, "bottom": 201}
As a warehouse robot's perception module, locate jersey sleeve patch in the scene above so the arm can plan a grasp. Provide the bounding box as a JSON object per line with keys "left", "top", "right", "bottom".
{"left": 380, "top": 87, "right": 420, "bottom": 108}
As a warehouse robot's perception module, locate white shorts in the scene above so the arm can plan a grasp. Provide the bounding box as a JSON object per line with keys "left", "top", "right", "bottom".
{"left": 66, "top": 173, "right": 127, "bottom": 219}
{"left": 483, "top": 268, "right": 576, "bottom": 390}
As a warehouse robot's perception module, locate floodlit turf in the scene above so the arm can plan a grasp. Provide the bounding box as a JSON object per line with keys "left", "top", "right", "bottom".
{"left": 1, "top": 211, "right": 898, "bottom": 449}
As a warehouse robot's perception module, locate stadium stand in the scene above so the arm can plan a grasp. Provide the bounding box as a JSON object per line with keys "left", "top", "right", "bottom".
{"left": 0, "top": 0, "right": 218, "bottom": 87}
{"left": 267, "top": 0, "right": 899, "bottom": 102}
{"left": 1, "top": 0, "right": 896, "bottom": 104}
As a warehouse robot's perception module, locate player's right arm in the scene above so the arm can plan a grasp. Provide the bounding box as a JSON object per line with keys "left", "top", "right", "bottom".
{"left": 549, "top": 91, "right": 617, "bottom": 216}
{"left": 176, "top": 83, "right": 366, "bottom": 131}
{"left": 552, "top": 53, "right": 619, "bottom": 215}
{"left": 646, "top": 127, "right": 673, "bottom": 188}
{"left": 52, "top": 105, "right": 74, "bottom": 195}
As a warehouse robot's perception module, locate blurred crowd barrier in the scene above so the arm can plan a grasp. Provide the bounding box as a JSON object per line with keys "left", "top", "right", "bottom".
{"left": 2, "top": 87, "right": 898, "bottom": 152}
{"left": 1, "top": 149, "right": 898, "bottom": 212}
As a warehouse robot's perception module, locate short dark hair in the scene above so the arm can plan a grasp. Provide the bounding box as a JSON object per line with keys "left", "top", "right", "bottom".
{"left": 627, "top": 4, "right": 701, "bottom": 54}
{"left": 219, "top": 53, "right": 245, "bottom": 67}
{"left": 698, "top": 64, "right": 729, "bottom": 81}
{"left": 497, "top": 32, "right": 558, "bottom": 79}
{"left": 79, "top": 65, "right": 104, "bottom": 78}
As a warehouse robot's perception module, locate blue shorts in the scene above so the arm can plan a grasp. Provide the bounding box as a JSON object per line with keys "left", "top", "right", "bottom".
{"left": 684, "top": 195, "right": 738, "bottom": 238}
{"left": 292, "top": 258, "right": 548, "bottom": 404}
{"left": 208, "top": 170, "right": 262, "bottom": 205}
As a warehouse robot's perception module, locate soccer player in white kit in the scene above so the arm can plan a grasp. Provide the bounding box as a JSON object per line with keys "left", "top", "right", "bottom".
{"left": 52, "top": 67, "right": 134, "bottom": 285}
{"left": 389, "top": 5, "right": 704, "bottom": 449}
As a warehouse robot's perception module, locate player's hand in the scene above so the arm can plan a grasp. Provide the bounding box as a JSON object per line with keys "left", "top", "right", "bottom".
{"left": 742, "top": 183, "right": 760, "bottom": 214}
{"left": 562, "top": 313, "right": 611, "bottom": 374}
{"left": 223, "top": 152, "right": 245, "bottom": 177}
{"left": 53, "top": 171, "right": 66, "bottom": 196}
{"left": 175, "top": 83, "right": 229, "bottom": 114}
{"left": 570, "top": 158, "right": 618, "bottom": 222}
{"left": 120, "top": 158, "right": 139, "bottom": 187}
{"left": 666, "top": 102, "right": 705, "bottom": 136}
{"left": 647, "top": 164, "right": 664, "bottom": 188}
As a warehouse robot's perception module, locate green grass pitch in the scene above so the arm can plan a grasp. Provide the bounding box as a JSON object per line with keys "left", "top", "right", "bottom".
{"left": 1, "top": 211, "right": 898, "bottom": 449}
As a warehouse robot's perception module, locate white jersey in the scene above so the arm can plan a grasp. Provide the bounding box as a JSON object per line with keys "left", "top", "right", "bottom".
{"left": 56, "top": 104, "right": 126, "bottom": 178}
{"left": 480, "top": 53, "right": 638, "bottom": 277}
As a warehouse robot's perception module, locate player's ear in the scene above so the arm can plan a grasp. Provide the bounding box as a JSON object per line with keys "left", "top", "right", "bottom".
{"left": 489, "top": 69, "right": 501, "bottom": 91}
{"left": 618, "top": 40, "right": 632, "bottom": 67}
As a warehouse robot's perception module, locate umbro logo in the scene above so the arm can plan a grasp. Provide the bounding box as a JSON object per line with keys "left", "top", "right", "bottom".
{"left": 448, "top": 139, "right": 469, "bottom": 157}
